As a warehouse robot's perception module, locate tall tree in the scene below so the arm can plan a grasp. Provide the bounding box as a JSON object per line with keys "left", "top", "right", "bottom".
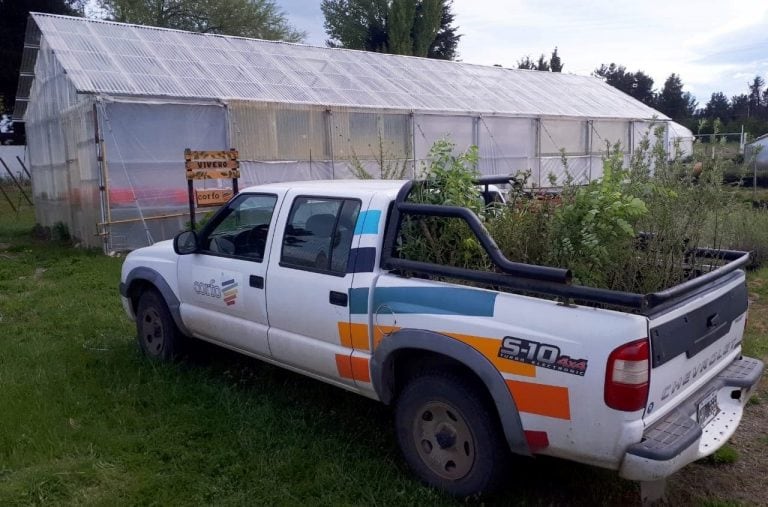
{"left": 657, "top": 73, "right": 696, "bottom": 121}
{"left": 0, "top": 0, "right": 84, "bottom": 141}
{"left": 387, "top": 0, "right": 416, "bottom": 55}
{"left": 704, "top": 91, "right": 730, "bottom": 121}
{"left": 427, "top": 1, "right": 459, "bottom": 59}
{"left": 98, "top": 0, "right": 305, "bottom": 41}
{"left": 549, "top": 47, "right": 563, "bottom": 72}
{"left": 411, "top": 0, "right": 441, "bottom": 57}
{"left": 747, "top": 75, "right": 765, "bottom": 117}
{"left": 321, "top": 0, "right": 460, "bottom": 59}
{"left": 593, "top": 63, "right": 655, "bottom": 107}
{"left": 730, "top": 94, "right": 749, "bottom": 121}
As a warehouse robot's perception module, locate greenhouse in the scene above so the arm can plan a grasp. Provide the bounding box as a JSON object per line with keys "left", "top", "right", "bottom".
{"left": 17, "top": 13, "right": 678, "bottom": 252}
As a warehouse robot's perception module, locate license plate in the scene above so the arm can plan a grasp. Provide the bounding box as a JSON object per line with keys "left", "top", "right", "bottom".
{"left": 697, "top": 390, "right": 719, "bottom": 427}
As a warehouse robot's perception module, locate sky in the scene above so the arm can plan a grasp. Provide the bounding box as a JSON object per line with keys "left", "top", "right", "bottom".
{"left": 277, "top": 0, "right": 768, "bottom": 106}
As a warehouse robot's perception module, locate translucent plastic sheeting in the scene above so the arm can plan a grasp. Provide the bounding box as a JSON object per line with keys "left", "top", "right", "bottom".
{"left": 667, "top": 121, "right": 693, "bottom": 159}
{"left": 540, "top": 156, "right": 591, "bottom": 187}
{"left": 101, "top": 101, "right": 227, "bottom": 250}
{"left": 745, "top": 136, "right": 768, "bottom": 171}
{"left": 540, "top": 119, "right": 588, "bottom": 156}
{"left": 633, "top": 121, "right": 667, "bottom": 151}
{"left": 477, "top": 117, "right": 535, "bottom": 177}
{"left": 27, "top": 13, "right": 667, "bottom": 121}
{"left": 331, "top": 109, "right": 410, "bottom": 161}
{"left": 229, "top": 101, "right": 328, "bottom": 161}
{"left": 591, "top": 120, "right": 630, "bottom": 153}
{"left": 59, "top": 101, "right": 101, "bottom": 246}
{"left": 239, "top": 160, "right": 336, "bottom": 186}
{"left": 414, "top": 114, "right": 474, "bottom": 158}
{"left": 25, "top": 34, "right": 86, "bottom": 233}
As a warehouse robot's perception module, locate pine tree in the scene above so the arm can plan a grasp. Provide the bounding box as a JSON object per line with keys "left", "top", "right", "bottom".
{"left": 550, "top": 47, "right": 563, "bottom": 72}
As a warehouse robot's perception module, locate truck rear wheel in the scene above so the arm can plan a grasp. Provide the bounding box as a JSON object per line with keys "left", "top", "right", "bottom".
{"left": 394, "top": 371, "right": 508, "bottom": 498}
{"left": 135, "top": 289, "right": 182, "bottom": 361}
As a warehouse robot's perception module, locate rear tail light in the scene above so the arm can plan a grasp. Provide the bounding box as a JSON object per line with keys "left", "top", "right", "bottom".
{"left": 605, "top": 338, "right": 650, "bottom": 412}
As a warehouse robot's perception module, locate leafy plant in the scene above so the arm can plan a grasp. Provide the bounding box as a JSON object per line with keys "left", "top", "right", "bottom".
{"left": 548, "top": 148, "right": 647, "bottom": 287}
{"left": 398, "top": 140, "right": 491, "bottom": 270}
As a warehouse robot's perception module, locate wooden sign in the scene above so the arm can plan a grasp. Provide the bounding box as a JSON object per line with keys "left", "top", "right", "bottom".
{"left": 195, "top": 188, "right": 233, "bottom": 207}
{"left": 185, "top": 149, "right": 240, "bottom": 180}
{"left": 185, "top": 148, "right": 240, "bottom": 230}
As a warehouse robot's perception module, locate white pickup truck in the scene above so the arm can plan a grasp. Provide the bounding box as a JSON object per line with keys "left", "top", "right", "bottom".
{"left": 119, "top": 178, "right": 763, "bottom": 500}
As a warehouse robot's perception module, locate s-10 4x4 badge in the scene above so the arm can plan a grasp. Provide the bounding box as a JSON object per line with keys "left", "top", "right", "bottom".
{"left": 498, "top": 337, "right": 588, "bottom": 376}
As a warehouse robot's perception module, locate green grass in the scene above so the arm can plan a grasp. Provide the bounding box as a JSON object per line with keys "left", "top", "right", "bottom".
{"left": 709, "top": 445, "right": 740, "bottom": 465}
{"left": 1, "top": 184, "right": 766, "bottom": 505}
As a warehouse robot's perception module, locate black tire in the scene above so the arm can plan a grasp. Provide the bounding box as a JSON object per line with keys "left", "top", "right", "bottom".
{"left": 394, "top": 371, "right": 509, "bottom": 498}
{"left": 135, "top": 289, "right": 182, "bottom": 361}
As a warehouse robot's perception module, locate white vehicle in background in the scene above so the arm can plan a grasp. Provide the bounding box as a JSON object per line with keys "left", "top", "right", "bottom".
{"left": 120, "top": 178, "right": 762, "bottom": 501}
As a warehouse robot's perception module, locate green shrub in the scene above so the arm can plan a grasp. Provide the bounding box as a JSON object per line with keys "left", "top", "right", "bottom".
{"left": 548, "top": 148, "right": 647, "bottom": 288}
{"left": 399, "top": 140, "right": 491, "bottom": 270}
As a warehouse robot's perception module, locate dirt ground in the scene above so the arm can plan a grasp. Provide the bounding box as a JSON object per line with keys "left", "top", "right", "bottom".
{"left": 667, "top": 276, "right": 768, "bottom": 506}
{"left": 667, "top": 378, "right": 768, "bottom": 505}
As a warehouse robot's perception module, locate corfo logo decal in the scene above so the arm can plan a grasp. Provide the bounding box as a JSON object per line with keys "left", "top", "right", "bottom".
{"left": 193, "top": 274, "right": 239, "bottom": 306}
{"left": 221, "top": 278, "right": 239, "bottom": 306}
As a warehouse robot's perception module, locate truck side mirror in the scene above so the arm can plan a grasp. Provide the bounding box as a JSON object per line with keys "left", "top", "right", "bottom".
{"left": 174, "top": 230, "right": 199, "bottom": 255}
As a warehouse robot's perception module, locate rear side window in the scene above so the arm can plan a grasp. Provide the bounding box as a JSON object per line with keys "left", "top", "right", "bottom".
{"left": 281, "top": 197, "right": 361, "bottom": 275}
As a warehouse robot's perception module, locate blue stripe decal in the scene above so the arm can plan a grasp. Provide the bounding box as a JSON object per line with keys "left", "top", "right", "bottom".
{"left": 347, "top": 247, "right": 377, "bottom": 273}
{"left": 354, "top": 210, "right": 381, "bottom": 235}
{"left": 349, "top": 286, "right": 497, "bottom": 316}
{"left": 349, "top": 287, "right": 370, "bottom": 314}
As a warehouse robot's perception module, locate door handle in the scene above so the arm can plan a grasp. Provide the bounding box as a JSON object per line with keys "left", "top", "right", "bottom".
{"left": 329, "top": 291, "right": 348, "bottom": 307}
{"left": 249, "top": 275, "right": 264, "bottom": 289}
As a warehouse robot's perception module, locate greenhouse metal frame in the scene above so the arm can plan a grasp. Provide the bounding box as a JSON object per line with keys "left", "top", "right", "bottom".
{"left": 16, "top": 13, "right": 686, "bottom": 252}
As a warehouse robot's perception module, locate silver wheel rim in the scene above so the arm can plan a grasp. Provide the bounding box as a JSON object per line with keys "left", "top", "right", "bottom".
{"left": 140, "top": 307, "right": 165, "bottom": 356}
{"left": 412, "top": 400, "right": 475, "bottom": 480}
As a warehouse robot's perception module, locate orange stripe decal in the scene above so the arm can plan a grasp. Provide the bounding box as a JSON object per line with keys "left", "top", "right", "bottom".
{"left": 337, "top": 322, "right": 353, "bottom": 348}
{"left": 339, "top": 322, "right": 400, "bottom": 351}
{"left": 446, "top": 333, "right": 536, "bottom": 377}
{"left": 506, "top": 380, "right": 570, "bottom": 420}
{"left": 335, "top": 354, "right": 354, "bottom": 380}
{"left": 373, "top": 325, "right": 400, "bottom": 347}
{"left": 349, "top": 323, "right": 371, "bottom": 350}
{"left": 350, "top": 356, "right": 371, "bottom": 382}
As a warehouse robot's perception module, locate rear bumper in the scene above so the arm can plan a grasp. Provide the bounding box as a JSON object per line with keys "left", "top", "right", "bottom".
{"left": 619, "top": 356, "right": 764, "bottom": 481}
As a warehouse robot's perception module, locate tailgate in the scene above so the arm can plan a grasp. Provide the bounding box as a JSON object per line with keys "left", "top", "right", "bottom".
{"left": 644, "top": 270, "right": 748, "bottom": 422}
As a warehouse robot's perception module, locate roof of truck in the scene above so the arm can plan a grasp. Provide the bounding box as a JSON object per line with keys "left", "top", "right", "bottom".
{"left": 241, "top": 179, "right": 409, "bottom": 198}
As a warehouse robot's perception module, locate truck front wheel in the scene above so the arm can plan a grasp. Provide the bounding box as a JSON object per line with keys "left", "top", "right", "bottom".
{"left": 394, "top": 372, "right": 508, "bottom": 498}
{"left": 135, "top": 289, "right": 182, "bottom": 361}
